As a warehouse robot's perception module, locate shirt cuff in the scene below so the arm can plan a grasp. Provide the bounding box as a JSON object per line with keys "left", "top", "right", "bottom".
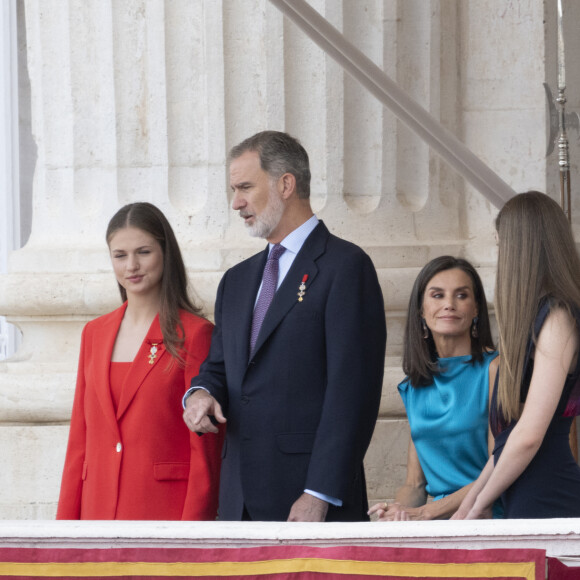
{"left": 182, "top": 386, "right": 209, "bottom": 409}
{"left": 304, "top": 489, "right": 342, "bottom": 507}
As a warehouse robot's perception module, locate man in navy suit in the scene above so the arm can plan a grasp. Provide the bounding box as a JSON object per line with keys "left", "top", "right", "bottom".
{"left": 183, "top": 131, "right": 386, "bottom": 521}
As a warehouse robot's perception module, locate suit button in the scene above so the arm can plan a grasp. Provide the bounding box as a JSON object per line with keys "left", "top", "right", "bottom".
{"left": 241, "top": 396, "right": 249, "bottom": 405}
{"left": 116, "top": 442, "right": 122, "bottom": 453}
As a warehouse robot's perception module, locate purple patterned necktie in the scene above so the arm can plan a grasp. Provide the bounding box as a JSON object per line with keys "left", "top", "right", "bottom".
{"left": 250, "top": 244, "right": 286, "bottom": 353}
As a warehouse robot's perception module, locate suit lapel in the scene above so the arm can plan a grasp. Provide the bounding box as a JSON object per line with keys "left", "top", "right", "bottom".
{"left": 93, "top": 304, "right": 126, "bottom": 437}
{"left": 250, "top": 222, "right": 328, "bottom": 358}
{"left": 116, "top": 314, "right": 167, "bottom": 421}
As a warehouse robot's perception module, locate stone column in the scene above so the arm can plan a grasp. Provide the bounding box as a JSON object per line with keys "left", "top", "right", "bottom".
{"left": 0, "top": 0, "right": 20, "bottom": 361}
{"left": 0, "top": 0, "right": 233, "bottom": 518}
{"left": 460, "top": 1, "right": 548, "bottom": 265}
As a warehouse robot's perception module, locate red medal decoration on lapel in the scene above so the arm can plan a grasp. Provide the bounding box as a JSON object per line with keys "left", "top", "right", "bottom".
{"left": 146, "top": 339, "right": 163, "bottom": 365}
{"left": 148, "top": 343, "right": 158, "bottom": 365}
{"left": 297, "top": 275, "right": 308, "bottom": 302}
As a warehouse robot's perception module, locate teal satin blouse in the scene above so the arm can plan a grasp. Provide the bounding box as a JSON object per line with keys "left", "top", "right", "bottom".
{"left": 398, "top": 351, "right": 497, "bottom": 501}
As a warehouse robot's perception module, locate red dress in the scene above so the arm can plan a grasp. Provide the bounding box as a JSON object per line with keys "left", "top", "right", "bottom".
{"left": 57, "top": 303, "right": 223, "bottom": 520}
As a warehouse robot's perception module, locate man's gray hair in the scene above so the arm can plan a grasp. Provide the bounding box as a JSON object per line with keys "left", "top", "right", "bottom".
{"left": 229, "top": 131, "right": 311, "bottom": 199}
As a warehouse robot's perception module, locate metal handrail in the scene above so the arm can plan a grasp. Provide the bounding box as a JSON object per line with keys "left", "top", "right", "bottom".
{"left": 269, "top": 0, "right": 516, "bottom": 209}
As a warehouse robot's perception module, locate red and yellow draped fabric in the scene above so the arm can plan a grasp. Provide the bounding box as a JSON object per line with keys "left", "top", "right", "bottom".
{"left": 547, "top": 557, "right": 580, "bottom": 579}
{"left": 0, "top": 545, "right": 545, "bottom": 579}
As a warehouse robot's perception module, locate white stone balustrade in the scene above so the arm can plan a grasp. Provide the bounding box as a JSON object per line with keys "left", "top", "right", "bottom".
{"left": 0, "top": 519, "right": 580, "bottom": 557}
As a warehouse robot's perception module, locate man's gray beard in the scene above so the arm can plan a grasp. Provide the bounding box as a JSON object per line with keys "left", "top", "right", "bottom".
{"left": 245, "top": 190, "right": 285, "bottom": 239}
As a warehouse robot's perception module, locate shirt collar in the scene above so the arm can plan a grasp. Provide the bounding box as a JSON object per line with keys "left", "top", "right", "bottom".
{"left": 268, "top": 215, "right": 319, "bottom": 256}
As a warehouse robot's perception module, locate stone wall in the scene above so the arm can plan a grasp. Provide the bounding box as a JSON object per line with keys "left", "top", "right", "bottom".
{"left": 0, "top": 0, "right": 556, "bottom": 518}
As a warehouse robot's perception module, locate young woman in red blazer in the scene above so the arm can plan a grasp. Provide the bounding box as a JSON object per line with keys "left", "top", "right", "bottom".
{"left": 57, "top": 203, "right": 223, "bottom": 520}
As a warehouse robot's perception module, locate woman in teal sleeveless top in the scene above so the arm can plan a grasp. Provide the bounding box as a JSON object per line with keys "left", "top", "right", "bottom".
{"left": 370, "top": 256, "right": 499, "bottom": 520}
{"left": 398, "top": 351, "right": 497, "bottom": 504}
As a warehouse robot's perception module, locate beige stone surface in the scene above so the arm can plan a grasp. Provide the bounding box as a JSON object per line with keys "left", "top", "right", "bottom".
{"left": 0, "top": 426, "right": 67, "bottom": 519}
{"left": 365, "top": 419, "right": 410, "bottom": 504}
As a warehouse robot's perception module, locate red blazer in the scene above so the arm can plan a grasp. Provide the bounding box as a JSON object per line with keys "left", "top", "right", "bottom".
{"left": 57, "top": 303, "right": 223, "bottom": 520}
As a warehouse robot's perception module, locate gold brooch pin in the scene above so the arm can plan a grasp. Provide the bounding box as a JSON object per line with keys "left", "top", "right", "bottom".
{"left": 148, "top": 343, "right": 159, "bottom": 365}
{"left": 297, "top": 274, "right": 308, "bottom": 302}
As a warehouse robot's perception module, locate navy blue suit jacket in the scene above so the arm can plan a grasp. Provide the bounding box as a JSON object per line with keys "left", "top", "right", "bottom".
{"left": 192, "top": 221, "right": 386, "bottom": 521}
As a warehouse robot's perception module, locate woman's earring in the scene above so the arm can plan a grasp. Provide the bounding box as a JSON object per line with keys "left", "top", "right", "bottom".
{"left": 471, "top": 316, "right": 479, "bottom": 338}
{"left": 421, "top": 318, "right": 429, "bottom": 339}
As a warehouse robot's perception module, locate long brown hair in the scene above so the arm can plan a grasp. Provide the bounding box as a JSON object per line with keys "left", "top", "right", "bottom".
{"left": 403, "top": 256, "right": 494, "bottom": 387}
{"left": 495, "top": 191, "right": 580, "bottom": 421}
{"left": 106, "top": 202, "right": 203, "bottom": 363}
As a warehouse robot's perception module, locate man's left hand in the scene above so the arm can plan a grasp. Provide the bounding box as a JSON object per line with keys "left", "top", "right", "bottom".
{"left": 287, "top": 493, "right": 329, "bottom": 522}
